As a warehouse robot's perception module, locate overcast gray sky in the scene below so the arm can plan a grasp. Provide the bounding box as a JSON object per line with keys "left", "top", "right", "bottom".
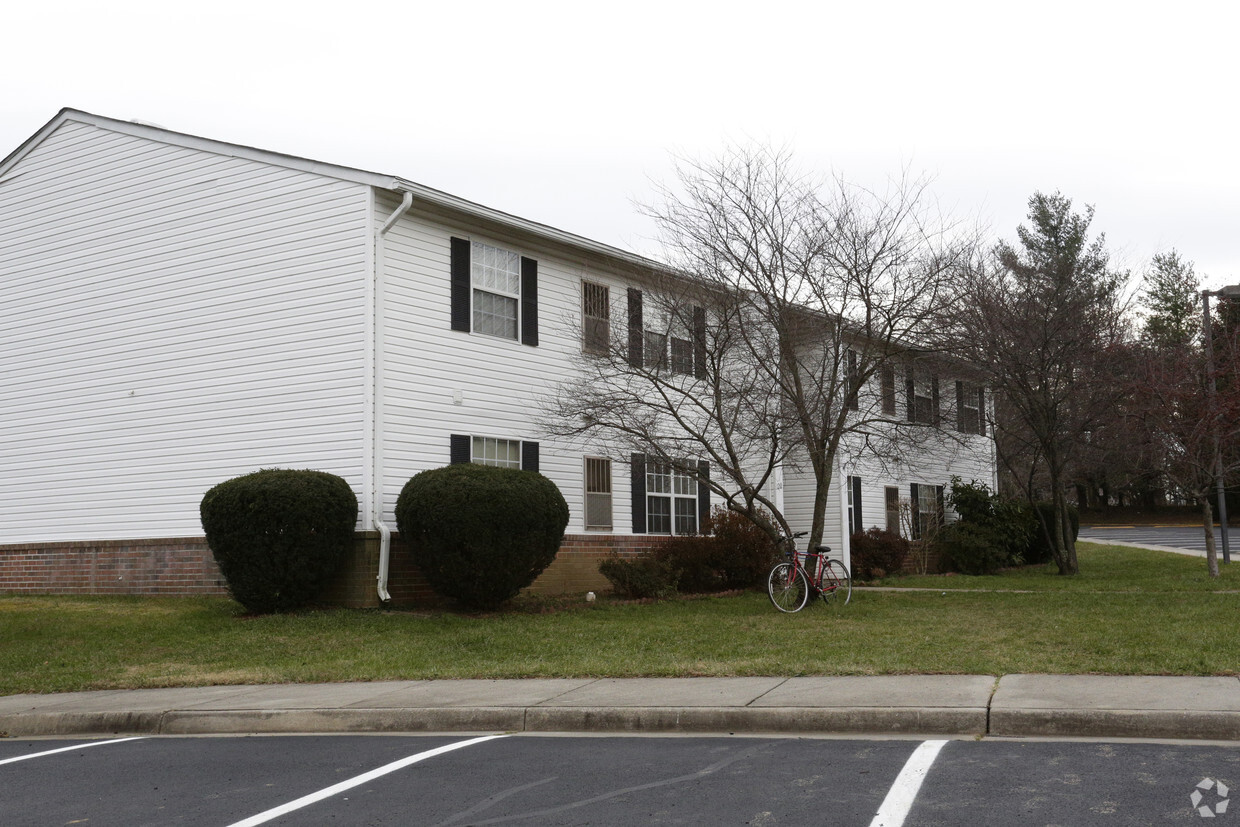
{"left": 5, "top": 0, "right": 1238, "bottom": 290}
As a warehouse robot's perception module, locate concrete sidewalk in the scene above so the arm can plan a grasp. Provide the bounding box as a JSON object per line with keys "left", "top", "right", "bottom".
{"left": 4, "top": 675, "right": 1240, "bottom": 741}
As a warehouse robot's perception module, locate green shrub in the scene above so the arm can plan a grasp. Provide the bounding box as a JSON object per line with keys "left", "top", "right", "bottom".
{"left": 1026, "top": 502, "right": 1081, "bottom": 565}
{"left": 849, "top": 528, "right": 911, "bottom": 580}
{"left": 705, "top": 508, "right": 782, "bottom": 588}
{"left": 939, "top": 478, "right": 1035, "bottom": 574}
{"left": 938, "top": 521, "right": 1011, "bottom": 575}
{"left": 655, "top": 534, "right": 720, "bottom": 593}
{"left": 653, "top": 508, "right": 781, "bottom": 593}
{"left": 395, "top": 464, "right": 569, "bottom": 610}
{"left": 598, "top": 553, "right": 679, "bottom": 599}
{"left": 200, "top": 468, "right": 358, "bottom": 614}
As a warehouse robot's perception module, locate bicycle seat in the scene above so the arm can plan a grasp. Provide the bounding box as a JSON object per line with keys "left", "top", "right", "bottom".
{"left": 814, "top": 545, "right": 831, "bottom": 556}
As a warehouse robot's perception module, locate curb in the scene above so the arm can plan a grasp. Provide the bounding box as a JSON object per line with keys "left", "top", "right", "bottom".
{"left": 10, "top": 706, "right": 1239, "bottom": 741}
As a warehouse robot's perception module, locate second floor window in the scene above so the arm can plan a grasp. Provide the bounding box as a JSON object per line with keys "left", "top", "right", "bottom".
{"left": 956, "top": 381, "right": 986, "bottom": 435}
{"left": 450, "top": 237, "right": 538, "bottom": 346}
{"left": 908, "top": 369, "right": 939, "bottom": 425}
{"left": 881, "top": 367, "right": 897, "bottom": 416}
{"left": 846, "top": 350, "right": 860, "bottom": 411}
{"left": 471, "top": 241, "right": 521, "bottom": 340}
{"left": 582, "top": 282, "right": 610, "bottom": 355}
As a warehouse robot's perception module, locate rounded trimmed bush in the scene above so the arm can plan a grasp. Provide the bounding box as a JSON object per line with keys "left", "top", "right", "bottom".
{"left": 395, "top": 464, "right": 569, "bottom": 610}
{"left": 200, "top": 469, "right": 358, "bottom": 614}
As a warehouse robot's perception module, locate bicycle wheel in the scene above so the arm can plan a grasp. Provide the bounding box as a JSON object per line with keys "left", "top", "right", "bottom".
{"left": 819, "top": 559, "right": 852, "bottom": 605}
{"left": 768, "top": 562, "right": 809, "bottom": 613}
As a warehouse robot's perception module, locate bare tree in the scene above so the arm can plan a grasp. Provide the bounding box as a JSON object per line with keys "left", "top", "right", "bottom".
{"left": 543, "top": 146, "right": 971, "bottom": 547}
{"left": 1130, "top": 255, "right": 1240, "bottom": 576}
{"left": 939, "top": 192, "right": 1129, "bottom": 575}
{"left": 1131, "top": 340, "right": 1240, "bottom": 576}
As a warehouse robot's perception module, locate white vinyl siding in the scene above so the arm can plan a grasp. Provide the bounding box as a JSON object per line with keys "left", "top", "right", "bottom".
{"left": 376, "top": 193, "right": 629, "bottom": 534}
{"left": 0, "top": 120, "right": 370, "bottom": 542}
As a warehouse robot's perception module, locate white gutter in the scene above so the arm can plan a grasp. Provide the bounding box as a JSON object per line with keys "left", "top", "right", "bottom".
{"left": 374, "top": 189, "right": 414, "bottom": 602}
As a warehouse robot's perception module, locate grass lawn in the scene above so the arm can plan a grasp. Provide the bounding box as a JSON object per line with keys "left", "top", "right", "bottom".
{"left": 2, "top": 542, "right": 1238, "bottom": 695}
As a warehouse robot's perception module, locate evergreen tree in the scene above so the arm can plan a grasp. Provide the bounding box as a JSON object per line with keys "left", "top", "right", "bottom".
{"left": 1140, "top": 250, "right": 1199, "bottom": 348}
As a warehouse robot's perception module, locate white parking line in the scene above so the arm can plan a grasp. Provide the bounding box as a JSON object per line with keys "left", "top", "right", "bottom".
{"left": 225, "top": 735, "right": 508, "bottom": 827}
{"left": 0, "top": 737, "right": 146, "bottom": 766}
{"left": 869, "top": 739, "right": 948, "bottom": 827}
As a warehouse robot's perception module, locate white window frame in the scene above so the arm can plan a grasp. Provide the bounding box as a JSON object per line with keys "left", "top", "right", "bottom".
{"left": 471, "top": 240, "right": 521, "bottom": 340}
{"left": 646, "top": 459, "right": 698, "bottom": 535}
{"left": 471, "top": 436, "right": 522, "bottom": 469}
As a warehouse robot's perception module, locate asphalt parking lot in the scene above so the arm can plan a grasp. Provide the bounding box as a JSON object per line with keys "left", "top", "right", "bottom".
{"left": 1079, "top": 524, "right": 1231, "bottom": 556}
{"left": 2, "top": 733, "right": 1237, "bottom": 826}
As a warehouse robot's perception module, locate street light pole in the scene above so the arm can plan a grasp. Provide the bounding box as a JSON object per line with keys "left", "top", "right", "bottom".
{"left": 1202, "top": 285, "right": 1240, "bottom": 564}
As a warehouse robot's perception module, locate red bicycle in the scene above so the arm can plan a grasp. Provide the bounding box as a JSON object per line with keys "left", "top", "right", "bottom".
{"left": 767, "top": 531, "right": 851, "bottom": 612}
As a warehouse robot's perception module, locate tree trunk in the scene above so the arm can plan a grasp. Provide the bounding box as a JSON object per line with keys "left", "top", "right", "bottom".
{"left": 1046, "top": 459, "right": 1078, "bottom": 575}
{"left": 1202, "top": 498, "right": 1220, "bottom": 578}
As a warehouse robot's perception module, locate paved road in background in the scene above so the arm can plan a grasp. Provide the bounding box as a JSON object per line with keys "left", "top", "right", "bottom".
{"left": 2, "top": 734, "right": 1237, "bottom": 826}
{"left": 1079, "top": 524, "right": 1233, "bottom": 556}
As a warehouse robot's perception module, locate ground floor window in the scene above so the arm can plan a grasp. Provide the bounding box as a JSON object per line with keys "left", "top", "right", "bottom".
{"left": 885, "top": 486, "right": 900, "bottom": 534}
{"left": 647, "top": 460, "right": 698, "bottom": 535}
{"left": 910, "top": 482, "right": 944, "bottom": 539}
{"left": 584, "top": 457, "right": 613, "bottom": 531}
{"left": 449, "top": 434, "right": 538, "bottom": 471}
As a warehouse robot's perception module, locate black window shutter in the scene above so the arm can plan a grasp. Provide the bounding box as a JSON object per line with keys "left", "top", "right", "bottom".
{"left": 450, "top": 434, "right": 470, "bottom": 464}
{"left": 906, "top": 375, "right": 916, "bottom": 422}
{"left": 697, "top": 460, "right": 710, "bottom": 529}
{"left": 693, "top": 305, "right": 707, "bottom": 380}
{"left": 521, "top": 440, "right": 539, "bottom": 472}
{"left": 978, "top": 387, "right": 987, "bottom": 436}
{"left": 852, "top": 476, "right": 863, "bottom": 534}
{"left": 450, "top": 237, "right": 471, "bottom": 333}
{"left": 520, "top": 256, "right": 538, "bottom": 346}
{"left": 931, "top": 376, "right": 941, "bottom": 426}
{"left": 955, "top": 380, "right": 966, "bottom": 432}
{"left": 935, "top": 485, "right": 946, "bottom": 527}
{"left": 627, "top": 289, "right": 643, "bottom": 367}
{"left": 910, "top": 483, "right": 921, "bottom": 539}
{"left": 631, "top": 453, "right": 647, "bottom": 534}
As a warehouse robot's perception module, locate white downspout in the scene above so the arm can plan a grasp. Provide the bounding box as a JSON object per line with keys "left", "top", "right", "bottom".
{"left": 374, "top": 189, "right": 414, "bottom": 602}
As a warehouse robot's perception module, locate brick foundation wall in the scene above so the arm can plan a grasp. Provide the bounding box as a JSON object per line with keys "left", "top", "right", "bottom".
{"left": 0, "top": 537, "right": 228, "bottom": 596}
{"left": 0, "top": 532, "right": 668, "bottom": 607}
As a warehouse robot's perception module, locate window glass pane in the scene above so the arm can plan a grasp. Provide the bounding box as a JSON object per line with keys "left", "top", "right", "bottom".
{"left": 473, "top": 290, "right": 518, "bottom": 339}
{"left": 647, "top": 461, "right": 670, "bottom": 494}
{"left": 885, "top": 487, "right": 900, "bottom": 534}
{"left": 643, "top": 330, "right": 667, "bottom": 369}
{"left": 881, "top": 368, "right": 897, "bottom": 415}
{"left": 584, "top": 457, "right": 612, "bottom": 530}
{"left": 671, "top": 336, "right": 693, "bottom": 374}
{"left": 585, "top": 457, "right": 611, "bottom": 493}
{"left": 647, "top": 496, "right": 671, "bottom": 534}
{"left": 472, "top": 436, "right": 520, "bottom": 469}
{"left": 674, "top": 497, "right": 697, "bottom": 535}
{"left": 672, "top": 464, "right": 696, "bottom": 495}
